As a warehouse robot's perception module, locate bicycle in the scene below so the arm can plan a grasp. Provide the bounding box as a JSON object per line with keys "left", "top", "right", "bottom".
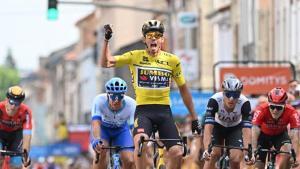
{"left": 95, "top": 145, "right": 134, "bottom": 169}
{"left": 137, "top": 135, "right": 188, "bottom": 169}
{"left": 207, "top": 143, "right": 252, "bottom": 169}
{"left": 148, "top": 125, "right": 167, "bottom": 169}
{"left": 254, "top": 145, "right": 297, "bottom": 169}
{"left": 0, "top": 149, "right": 27, "bottom": 169}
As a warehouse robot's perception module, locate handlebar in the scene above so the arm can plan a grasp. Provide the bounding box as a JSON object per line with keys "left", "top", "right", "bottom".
{"left": 255, "top": 145, "right": 296, "bottom": 162}
{"left": 208, "top": 143, "right": 253, "bottom": 159}
{"left": 137, "top": 136, "right": 188, "bottom": 157}
{"left": 95, "top": 145, "right": 134, "bottom": 164}
{"left": 0, "top": 149, "right": 25, "bottom": 156}
{"left": 137, "top": 136, "right": 145, "bottom": 157}
{"left": 291, "top": 148, "right": 297, "bottom": 164}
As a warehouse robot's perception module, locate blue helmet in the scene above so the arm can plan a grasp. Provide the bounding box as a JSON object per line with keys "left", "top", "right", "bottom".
{"left": 105, "top": 77, "right": 127, "bottom": 93}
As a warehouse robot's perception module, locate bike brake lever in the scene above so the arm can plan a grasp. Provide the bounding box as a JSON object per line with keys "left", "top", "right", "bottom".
{"left": 182, "top": 136, "right": 187, "bottom": 157}
{"left": 95, "top": 153, "right": 100, "bottom": 164}
{"left": 137, "top": 136, "right": 145, "bottom": 157}
{"left": 291, "top": 149, "right": 296, "bottom": 163}
{"left": 208, "top": 143, "right": 213, "bottom": 154}
{"left": 248, "top": 144, "right": 253, "bottom": 159}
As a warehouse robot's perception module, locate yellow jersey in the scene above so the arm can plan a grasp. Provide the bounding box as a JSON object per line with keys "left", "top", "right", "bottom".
{"left": 115, "top": 50, "right": 186, "bottom": 105}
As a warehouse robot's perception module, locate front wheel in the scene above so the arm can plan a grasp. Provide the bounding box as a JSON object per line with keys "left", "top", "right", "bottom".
{"left": 266, "top": 163, "right": 275, "bottom": 169}
{"left": 158, "top": 164, "right": 166, "bottom": 169}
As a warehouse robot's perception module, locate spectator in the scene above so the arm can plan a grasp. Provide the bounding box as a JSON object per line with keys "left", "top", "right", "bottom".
{"left": 55, "top": 113, "right": 69, "bottom": 143}
{"left": 33, "top": 157, "right": 46, "bottom": 169}
{"left": 288, "top": 80, "right": 299, "bottom": 96}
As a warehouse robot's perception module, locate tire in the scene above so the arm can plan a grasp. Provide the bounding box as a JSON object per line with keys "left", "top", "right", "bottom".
{"left": 158, "top": 165, "right": 166, "bottom": 169}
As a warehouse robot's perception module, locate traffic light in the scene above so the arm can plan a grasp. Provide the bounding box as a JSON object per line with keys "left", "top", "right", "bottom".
{"left": 47, "top": 0, "right": 58, "bottom": 20}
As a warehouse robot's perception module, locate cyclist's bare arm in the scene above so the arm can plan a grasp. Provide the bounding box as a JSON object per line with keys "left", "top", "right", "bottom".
{"left": 242, "top": 127, "right": 252, "bottom": 158}
{"left": 23, "top": 134, "right": 31, "bottom": 152}
{"left": 178, "top": 84, "right": 197, "bottom": 120}
{"left": 100, "top": 40, "right": 116, "bottom": 68}
{"left": 241, "top": 101, "right": 252, "bottom": 148}
{"left": 203, "top": 124, "right": 214, "bottom": 150}
{"left": 290, "top": 128, "right": 299, "bottom": 153}
{"left": 251, "top": 125, "right": 261, "bottom": 150}
{"left": 91, "top": 120, "right": 101, "bottom": 140}
{"left": 242, "top": 128, "right": 251, "bottom": 148}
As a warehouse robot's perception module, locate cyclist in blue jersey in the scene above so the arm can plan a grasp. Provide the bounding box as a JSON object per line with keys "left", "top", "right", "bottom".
{"left": 90, "top": 77, "right": 136, "bottom": 169}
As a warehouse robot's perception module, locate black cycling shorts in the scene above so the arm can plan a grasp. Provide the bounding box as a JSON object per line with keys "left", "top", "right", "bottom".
{"left": 211, "top": 123, "right": 244, "bottom": 148}
{"left": 0, "top": 129, "right": 23, "bottom": 152}
{"left": 256, "top": 130, "right": 291, "bottom": 163}
{"left": 133, "top": 104, "right": 181, "bottom": 150}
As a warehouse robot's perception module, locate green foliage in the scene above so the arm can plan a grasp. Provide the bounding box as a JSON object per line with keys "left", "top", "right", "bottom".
{"left": 0, "top": 65, "right": 20, "bottom": 100}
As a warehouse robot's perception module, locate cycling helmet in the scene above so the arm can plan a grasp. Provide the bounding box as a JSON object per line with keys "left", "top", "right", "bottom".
{"left": 105, "top": 77, "right": 127, "bottom": 93}
{"left": 222, "top": 77, "right": 243, "bottom": 92}
{"left": 142, "top": 20, "right": 165, "bottom": 37}
{"left": 268, "top": 87, "right": 288, "bottom": 104}
{"left": 6, "top": 85, "right": 25, "bottom": 102}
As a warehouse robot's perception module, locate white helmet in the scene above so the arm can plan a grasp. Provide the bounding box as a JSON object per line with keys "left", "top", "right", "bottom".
{"left": 222, "top": 77, "right": 243, "bottom": 92}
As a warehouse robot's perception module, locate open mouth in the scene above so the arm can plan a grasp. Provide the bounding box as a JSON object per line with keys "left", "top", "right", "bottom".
{"left": 150, "top": 43, "right": 157, "bottom": 48}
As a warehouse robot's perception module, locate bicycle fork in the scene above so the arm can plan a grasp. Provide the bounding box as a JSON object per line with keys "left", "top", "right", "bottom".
{"left": 112, "top": 153, "right": 121, "bottom": 169}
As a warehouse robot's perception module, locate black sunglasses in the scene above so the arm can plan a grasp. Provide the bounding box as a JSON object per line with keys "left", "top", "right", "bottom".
{"left": 224, "top": 91, "right": 241, "bottom": 99}
{"left": 108, "top": 93, "right": 125, "bottom": 101}
{"left": 8, "top": 99, "right": 21, "bottom": 106}
{"left": 269, "top": 104, "right": 284, "bottom": 111}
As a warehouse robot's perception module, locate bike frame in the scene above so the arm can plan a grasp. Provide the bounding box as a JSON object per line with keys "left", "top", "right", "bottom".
{"left": 110, "top": 151, "right": 120, "bottom": 169}
{"left": 150, "top": 130, "right": 165, "bottom": 169}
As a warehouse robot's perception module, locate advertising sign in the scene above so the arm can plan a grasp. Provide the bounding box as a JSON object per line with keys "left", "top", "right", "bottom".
{"left": 219, "top": 67, "right": 293, "bottom": 95}
{"left": 170, "top": 90, "right": 213, "bottom": 117}
{"left": 177, "top": 12, "right": 198, "bottom": 28}
{"left": 68, "top": 124, "right": 90, "bottom": 152}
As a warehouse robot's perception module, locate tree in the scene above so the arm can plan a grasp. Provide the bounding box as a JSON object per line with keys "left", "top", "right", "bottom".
{"left": 5, "top": 48, "right": 16, "bottom": 69}
{"left": 0, "top": 65, "right": 20, "bottom": 100}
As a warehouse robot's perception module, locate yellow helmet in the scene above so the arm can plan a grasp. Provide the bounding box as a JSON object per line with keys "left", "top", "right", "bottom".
{"left": 6, "top": 85, "right": 25, "bottom": 103}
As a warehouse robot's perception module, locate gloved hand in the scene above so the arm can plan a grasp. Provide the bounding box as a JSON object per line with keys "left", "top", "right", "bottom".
{"left": 291, "top": 160, "right": 299, "bottom": 168}
{"left": 103, "top": 24, "right": 113, "bottom": 41}
{"left": 22, "top": 149, "right": 31, "bottom": 167}
{"left": 191, "top": 119, "right": 202, "bottom": 134}
{"left": 202, "top": 150, "right": 211, "bottom": 160}
{"left": 244, "top": 154, "right": 255, "bottom": 165}
{"left": 92, "top": 138, "right": 103, "bottom": 151}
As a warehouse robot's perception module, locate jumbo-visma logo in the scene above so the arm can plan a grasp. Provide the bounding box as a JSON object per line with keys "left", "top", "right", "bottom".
{"left": 137, "top": 67, "right": 171, "bottom": 88}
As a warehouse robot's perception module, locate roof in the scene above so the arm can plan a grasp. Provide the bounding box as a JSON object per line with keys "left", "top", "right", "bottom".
{"left": 114, "top": 39, "right": 145, "bottom": 55}
{"left": 45, "top": 43, "right": 76, "bottom": 69}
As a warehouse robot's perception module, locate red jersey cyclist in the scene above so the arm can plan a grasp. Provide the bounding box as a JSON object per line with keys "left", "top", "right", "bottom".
{"left": 252, "top": 87, "right": 300, "bottom": 169}
{"left": 0, "top": 86, "right": 32, "bottom": 169}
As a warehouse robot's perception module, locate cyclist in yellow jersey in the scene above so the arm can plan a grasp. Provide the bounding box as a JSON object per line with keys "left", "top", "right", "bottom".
{"left": 100, "top": 20, "right": 201, "bottom": 169}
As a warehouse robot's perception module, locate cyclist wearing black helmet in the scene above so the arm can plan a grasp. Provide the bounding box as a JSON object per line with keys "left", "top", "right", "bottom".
{"left": 100, "top": 20, "right": 200, "bottom": 169}
{"left": 0, "top": 86, "right": 32, "bottom": 168}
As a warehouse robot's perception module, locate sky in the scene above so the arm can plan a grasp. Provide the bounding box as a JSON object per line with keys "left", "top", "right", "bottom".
{"left": 0, "top": 0, "right": 94, "bottom": 71}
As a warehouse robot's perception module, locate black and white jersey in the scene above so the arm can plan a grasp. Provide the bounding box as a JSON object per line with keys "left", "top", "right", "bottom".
{"left": 204, "top": 92, "right": 252, "bottom": 128}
